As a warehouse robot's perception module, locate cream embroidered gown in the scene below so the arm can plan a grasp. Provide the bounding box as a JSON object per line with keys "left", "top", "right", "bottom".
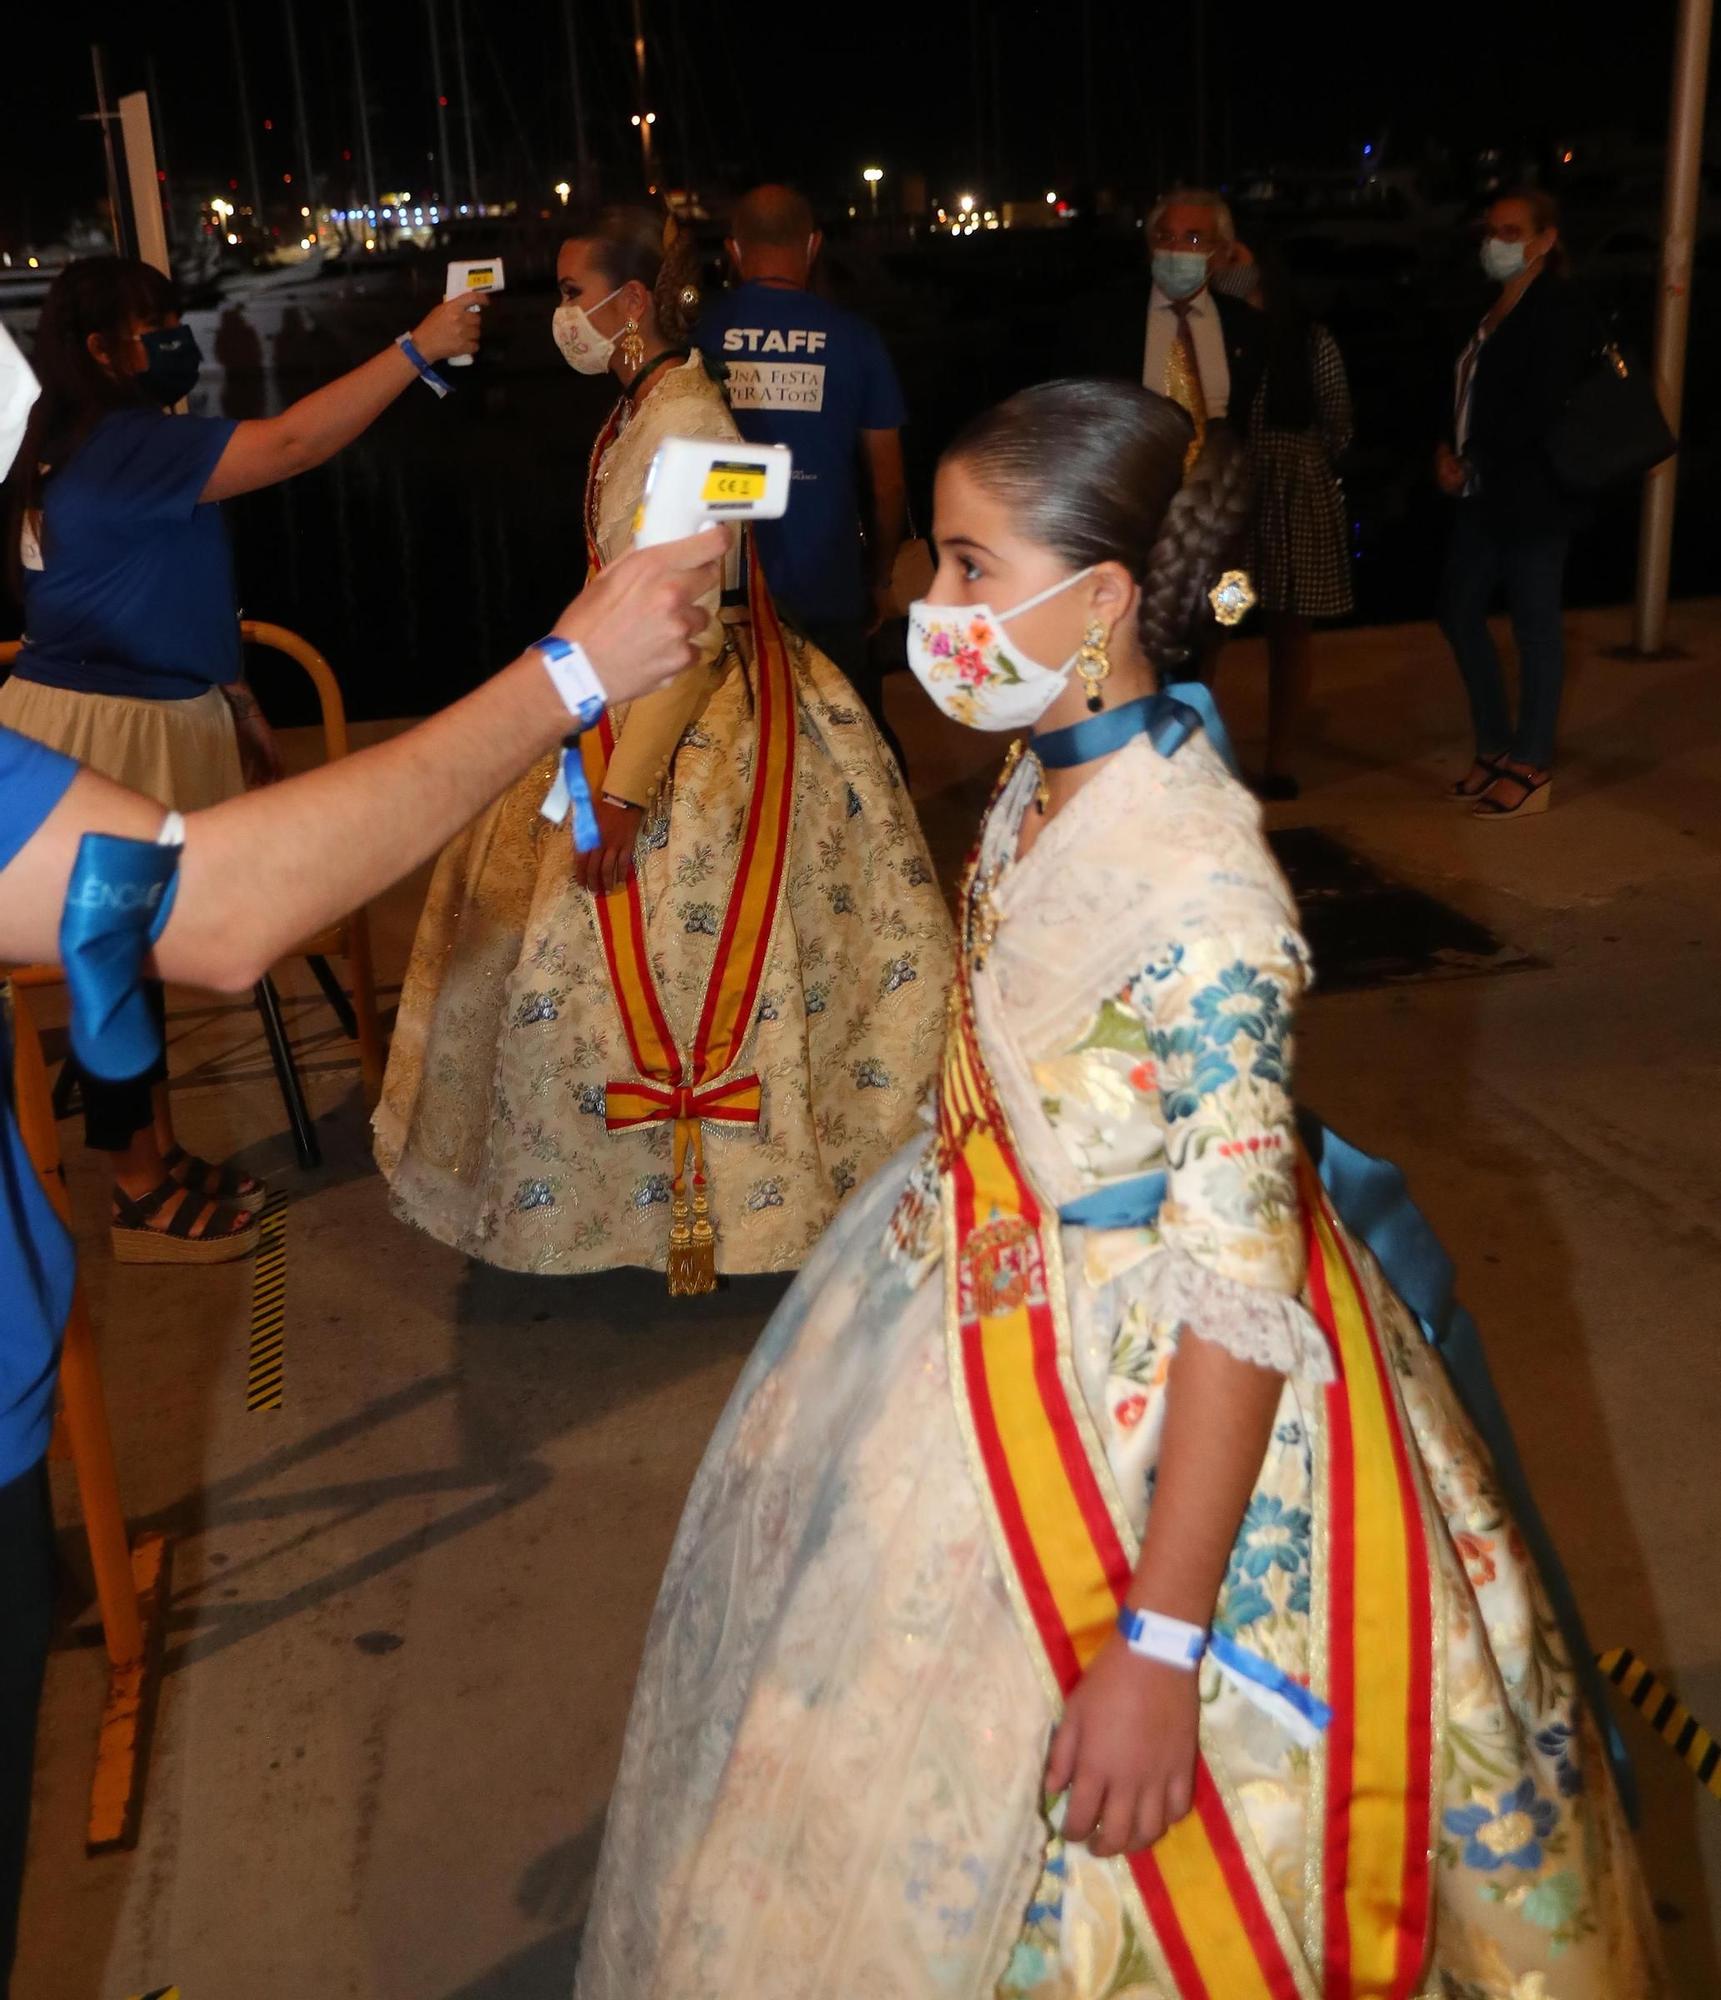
{"left": 374, "top": 357, "right": 953, "bottom": 1274}
{"left": 575, "top": 726, "right": 1660, "bottom": 1997}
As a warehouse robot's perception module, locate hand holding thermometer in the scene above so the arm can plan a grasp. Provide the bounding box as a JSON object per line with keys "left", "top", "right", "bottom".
{"left": 539, "top": 438, "right": 794, "bottom": 855}
{"left": 443, "top": 258, "right": 505, "bottom": 367}
{"left": 632, "top": 436, "right": 792, "bottom": 547}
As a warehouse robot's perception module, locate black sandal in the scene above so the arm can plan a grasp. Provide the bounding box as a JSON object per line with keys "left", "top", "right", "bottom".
{"left": 162, "top": 1143, "right": 265, "bottom": 1206}
{"left": 1450, "top": 753, "right": 1509, "bottom": 801}
{"left": 1473, "top": 766, "right": 1553, "bottom": 819}
{"left": 111, "top": 1176, "right": 261, "bottom": 1266}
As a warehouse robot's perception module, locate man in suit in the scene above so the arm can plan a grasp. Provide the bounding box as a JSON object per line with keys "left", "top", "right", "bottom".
{"left": 1142, "top": 188, "right": 1267, "bottom": 450}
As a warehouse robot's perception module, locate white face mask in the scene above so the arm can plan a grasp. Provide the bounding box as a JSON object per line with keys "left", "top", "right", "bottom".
{"left": 552, "top": 285, "right": 625, "bottom": 374}
{"left": 906, "top": 567, "right": 1095, "bottom": 731}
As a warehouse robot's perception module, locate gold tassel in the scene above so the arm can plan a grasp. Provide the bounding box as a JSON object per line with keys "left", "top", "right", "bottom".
{"left": 665, "top": 1117, "right": 718, "bottom": 1296}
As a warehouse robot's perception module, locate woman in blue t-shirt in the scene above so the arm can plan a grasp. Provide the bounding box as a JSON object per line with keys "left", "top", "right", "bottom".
{"left": 2, "top": 256, "right": 482, "bottom": 1264}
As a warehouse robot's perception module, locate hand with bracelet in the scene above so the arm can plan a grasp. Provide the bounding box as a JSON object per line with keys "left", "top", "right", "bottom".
{"left": 1045, "top": 1331, "right": 1287, "bottom": 1857}
{"left": 571, "top": 790, "right": 645, "bottom": 897}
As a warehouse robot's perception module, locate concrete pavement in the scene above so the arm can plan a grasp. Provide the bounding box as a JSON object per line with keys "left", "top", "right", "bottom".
{"left": 13, "top": 599, "right": 1721, "bottom": 1997}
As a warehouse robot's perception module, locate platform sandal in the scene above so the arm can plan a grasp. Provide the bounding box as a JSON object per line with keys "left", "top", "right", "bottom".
{"left": 162, "top": 1142, "right": 265, "bottom": 1207}
{"left": 111, "top": 1177, "right": 261, "bottom": 1266}
{"left": 1473, "top": 765, "right": 1552, "bottom": 819}
{"left": 1450, "top": 752, "right": 1509, "bottom": 800}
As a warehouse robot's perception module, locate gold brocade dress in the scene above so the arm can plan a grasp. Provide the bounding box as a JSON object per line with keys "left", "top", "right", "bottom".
{"left": 374, "top": 356, "right": 953, "bottom": 1275}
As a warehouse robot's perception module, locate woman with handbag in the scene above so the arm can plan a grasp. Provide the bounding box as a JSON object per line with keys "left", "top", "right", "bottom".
{"left": 1435, "top": 191, "right": 1601, "bottom": 819}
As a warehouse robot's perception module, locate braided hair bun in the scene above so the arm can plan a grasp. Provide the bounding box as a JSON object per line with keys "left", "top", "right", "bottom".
{"left": 944, "top": 380, "right": 1255, "bottom": 674}
{"left": 566, "top": 204, "right": 703, "bottom": 347}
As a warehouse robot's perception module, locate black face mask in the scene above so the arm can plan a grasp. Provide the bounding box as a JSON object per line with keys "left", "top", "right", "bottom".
{"left": 136, "top": 325, "right": 203, "bottom": 406}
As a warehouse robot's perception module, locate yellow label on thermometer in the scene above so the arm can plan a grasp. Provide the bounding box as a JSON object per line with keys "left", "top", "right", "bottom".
{"left": 701, "top": 462, "right": 769, "bottom": 507}
{"left": 464, "top": 266, "right": 497, "bottom": 290}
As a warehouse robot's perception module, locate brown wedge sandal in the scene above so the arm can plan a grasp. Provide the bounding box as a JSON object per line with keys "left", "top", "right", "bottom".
{"left": 111, "top": 1177, "right": 261, "bottom": 1266}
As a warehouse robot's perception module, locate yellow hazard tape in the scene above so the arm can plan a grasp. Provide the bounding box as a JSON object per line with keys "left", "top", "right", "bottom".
{"left": 246, "top": 1192, "right": 287, "bottom": 1413}
{"left": 1599, "top": 1647, "right": 1721, "bottom": 1803}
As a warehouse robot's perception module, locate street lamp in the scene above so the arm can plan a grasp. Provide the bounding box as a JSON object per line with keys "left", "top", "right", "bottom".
{"left": 862, "top": 164, "right": 883, "bottom": 219}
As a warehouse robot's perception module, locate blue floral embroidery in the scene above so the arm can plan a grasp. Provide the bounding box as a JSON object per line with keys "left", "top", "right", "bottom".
{"left": 831, "top": 1161, "right": 857, "bottom": 1197}
{"left": 1443, "top": 1777, "right": 1559, "bottom": 1872}
{"left": 634, "top": 1174, "right": 671, "bottom": 1209}
{"left": 805, "top": 983, "right": 828, "bottom": 1015}
{"left": 881, "top": 957, "right": 918, "bottom": 997}
{"left": 1217, "top": 1494, "right": 1312, "bottom": 1631}
{"left": 902, "top": 855, "right": 933, "bottom": 889}
{"left": 682, "top": 902, "right": 719, "bottom": 937}
{"left": 514, "top": 990, "right": 559, "bottom": 1027}
{"left": 829, "top": 885, "right": 856, "bottom": 915}
{"left": 846, "top": 784, "right": 863, "bottom": 819}
{"left": 643, "top": 812, "right": 671, "bottom": 852}
{"left": 1533, "top": 1718, "right": 1587, "bottom": 1799}
{"left": 514, "top": 1178, "right": 555, "bottom": 1213}
{"left": 1150, "top": 1024, "right": 1237, "bottom": 1121}
{"left": 1192, "top": 962, "right": 1282, "bottom": 1044}
{"left": 577, "top": 1084, "right": 608, "bottom": 1117}
{"left": 757, "top": 992, "right": 780, "bottom": 1024}
{"left": 1135, "top": 941, "right": 1186, "bottom": 985}
{"left": 746, "top": 1179, "right": 785, "bottom": 1212}
{"left": 852, "top": 1058, "right": 890, "bottom": 1090}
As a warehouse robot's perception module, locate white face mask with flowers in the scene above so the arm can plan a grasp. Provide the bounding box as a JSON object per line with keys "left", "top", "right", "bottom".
{"left": 905, "top": 567, "right": 1095, "bottom": 731}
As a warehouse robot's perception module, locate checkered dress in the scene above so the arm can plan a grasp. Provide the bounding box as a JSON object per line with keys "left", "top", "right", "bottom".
{"left": 1246, "top": 324, "right": 1355, "bottom": 619}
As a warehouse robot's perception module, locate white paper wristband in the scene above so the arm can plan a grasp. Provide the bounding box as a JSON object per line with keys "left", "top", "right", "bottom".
{"left": 1116, "top": 1607, "right": 1207, "bottom": 1670}
{"left": 531, "top": 635, "right": 607, "bottom": 724}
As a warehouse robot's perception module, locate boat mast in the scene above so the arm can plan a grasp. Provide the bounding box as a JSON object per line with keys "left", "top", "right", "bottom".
{"left": 345, "top": 0, "right": 380, "bottom": 220}
{"left": 223, "top": 7, "right": 267, "bottom": 237}
{"left": 427, "top": 0, "right": 455, "bottom": 206}
{"left": 454, "top": 0, "right": 481, "bottom": 211}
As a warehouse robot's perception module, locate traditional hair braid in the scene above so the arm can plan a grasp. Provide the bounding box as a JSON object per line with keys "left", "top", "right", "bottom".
{"left": 1136, "top": 429, "right": 1255, "bottom": 671}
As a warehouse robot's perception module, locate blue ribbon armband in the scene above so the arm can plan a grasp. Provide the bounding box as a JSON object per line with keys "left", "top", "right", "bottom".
{"left": 396, "top": 332, "right": 453, "bottom": 399}
{"left": 58, "top": 825, "right": 183, "bottom": 1083}
{"left": 533, "top": 636, "right": 609, "bottom": 855}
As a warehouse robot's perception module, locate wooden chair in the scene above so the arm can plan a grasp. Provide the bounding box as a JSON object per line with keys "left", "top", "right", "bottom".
{"left": 0, "top": 629, "right": 384, "bottom": 1168}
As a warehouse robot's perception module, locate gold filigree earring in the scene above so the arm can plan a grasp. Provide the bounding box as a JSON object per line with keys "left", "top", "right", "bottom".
{"left": 618, "top": 317, "right": 646, "bottom": 371}
{"left": 1076, "top": 618, "right": 1112, "bottom": 713}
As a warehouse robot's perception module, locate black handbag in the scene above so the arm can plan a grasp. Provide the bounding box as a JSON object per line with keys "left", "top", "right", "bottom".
{"left": 1546, "top": 338, "right": 1677, "bottom": 493}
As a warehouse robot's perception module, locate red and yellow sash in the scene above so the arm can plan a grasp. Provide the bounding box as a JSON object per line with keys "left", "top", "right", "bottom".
{"left": 940, "top": 764, "right": 1437, "bottom": 1996}
{"left": 581, "top": 401, "right": 797, "bottom": 1292}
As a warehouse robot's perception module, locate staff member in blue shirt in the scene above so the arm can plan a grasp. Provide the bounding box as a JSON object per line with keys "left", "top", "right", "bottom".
{"left": 2, "top": 256, "right": 484, "bottom": 1265}
{"left": 699, "top": 186, "right": 908, "bottom": 755}
{"left": 0, "top": 519, "right": 720, "bottom": 1991}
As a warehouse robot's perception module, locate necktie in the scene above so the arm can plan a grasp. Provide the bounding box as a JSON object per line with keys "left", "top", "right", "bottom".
{"left": 1165, "top": 301, "right": 1208, "bottom": 469}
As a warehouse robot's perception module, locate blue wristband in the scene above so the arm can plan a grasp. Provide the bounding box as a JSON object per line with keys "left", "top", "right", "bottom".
{"left": 396, "top": 333, "right": 452, "bottom": 399}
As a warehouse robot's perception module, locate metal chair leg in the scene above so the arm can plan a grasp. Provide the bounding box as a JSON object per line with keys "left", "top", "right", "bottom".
{"left": 253, "top": 975, "right": 320, "bottom": 1170}
{"left": 305, "top": 954, "right": 358, "bottom": 1039}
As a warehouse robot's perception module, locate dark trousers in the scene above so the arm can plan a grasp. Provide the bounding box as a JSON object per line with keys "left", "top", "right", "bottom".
{"left": 1438, "top": 502, "right": 1571, "bottom": 770}
{"left": 74, "top": 981, "right": 167, "bottom": 1154}
{"left": 800, "top": 617, "right": 908, "bottom": 778}
{"left": 0, "top": 1461, "right": 54, "bottom": 1994}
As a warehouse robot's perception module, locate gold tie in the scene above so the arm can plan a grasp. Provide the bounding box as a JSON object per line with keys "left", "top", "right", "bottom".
{"left": 1165, "top": 301, "right": 1208, "bottom": 470}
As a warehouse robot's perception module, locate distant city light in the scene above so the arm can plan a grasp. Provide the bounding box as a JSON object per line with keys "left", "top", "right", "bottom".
{"left": 645, "top": 111, "right": 657, "bottom": 125}
{"left": 226, "top": 234, "right": 239, "bottom": 246}
{"left": 300, "top": 205, "right": 311, "bottom": 218}
{"left": 27, "top": 256, "right": 40, "bottom": 269}
{"left": 1362, "top": 143, "right": 1373, "bottom": 157}
{"left": 1562, "top": 149, "right": 1575, "bottom": 164}
{"left": 1046, "top": 190, "right": 1057, "bottom": 203}
{"left": 555, "top": 180, "right": 571, "bottom": 204}
{"left": 958, "top": 193, "right": 975, "bottom": 213}
{"left": 300, "top": 238, "right": 311, "bottom": 250}
{"left": 631, "top": 114, "right": 641, "bottom": 127}
{"left": 862, "top": 166, "right": 883, "bottom": 185}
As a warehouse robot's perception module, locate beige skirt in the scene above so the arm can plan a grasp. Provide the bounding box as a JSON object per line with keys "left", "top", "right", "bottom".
{"left": 0, "top": 677, "right": 244, "bottom": 811}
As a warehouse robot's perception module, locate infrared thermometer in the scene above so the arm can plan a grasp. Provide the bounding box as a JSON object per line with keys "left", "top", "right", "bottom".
{"left": 633, "top": 437, "right": 792, "bottom": 548}
{"left": 443, "top": 258, "right": 505, "bottom": 367}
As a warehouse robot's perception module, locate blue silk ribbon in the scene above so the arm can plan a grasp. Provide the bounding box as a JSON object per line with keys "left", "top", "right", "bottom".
{"left": 58, "top": 832, "right": 181, "bottom": 1083}
{"left": 1058, "top": 1173, "right": 1168, "bottom": 1231}
{"left": 1033, "top": 679, "right": 1241, "bottom": 779}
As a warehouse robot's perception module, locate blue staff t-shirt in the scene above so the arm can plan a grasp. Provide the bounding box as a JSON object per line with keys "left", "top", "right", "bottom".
{"left": 14, "top": 405, "right": 241, "bottom": 702}
{"left": 698, "top": 282, "right": 907, "bottom": 625}
{"left": 0, "top": 727, "right": 80, "bottom": 1486}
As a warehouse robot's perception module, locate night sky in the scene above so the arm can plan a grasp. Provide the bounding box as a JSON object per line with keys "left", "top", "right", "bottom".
{"left": 1, "top": 0, "right": 1684, "bottom": 242}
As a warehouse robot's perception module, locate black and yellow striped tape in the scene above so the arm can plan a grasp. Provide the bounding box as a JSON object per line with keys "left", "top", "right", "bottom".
{"left": 246, "top": 1192, "right": 287, "bottom": 1412}
{"left": 1599, "top": 1646, "right": 1721, "bottom": 1802}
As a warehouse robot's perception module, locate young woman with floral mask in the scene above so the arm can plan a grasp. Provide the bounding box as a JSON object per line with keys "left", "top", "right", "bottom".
{"left": 577, "top": 381, "right": 1659, "bottom": 1998}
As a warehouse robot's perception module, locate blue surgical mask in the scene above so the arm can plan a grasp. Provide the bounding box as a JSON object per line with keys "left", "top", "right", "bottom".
{"left": 1481, "top": 238, "right": 1527, "bottom": 285}
{"left": 1153, "top": 251, "right": 1211, "bottom": 301}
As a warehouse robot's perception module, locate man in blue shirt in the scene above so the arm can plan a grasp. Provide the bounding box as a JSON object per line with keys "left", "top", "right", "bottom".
{"left": 699, "top": 186, "right": 908, "bottom": 756}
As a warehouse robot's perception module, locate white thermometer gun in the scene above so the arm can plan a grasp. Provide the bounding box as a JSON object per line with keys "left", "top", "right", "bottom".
{"left": 633, "top": 437, "right": 792, "bottom": 547}
{"left": 443, "top": 258, "right": 505, "bottom": 366}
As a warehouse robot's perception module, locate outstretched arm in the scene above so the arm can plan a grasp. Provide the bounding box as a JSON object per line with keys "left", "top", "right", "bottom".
{"left": 0, "top": 533, "right": 725, "bottom": 988}
{"left": 199, "top": 296, "right": 485, "bottom": 502}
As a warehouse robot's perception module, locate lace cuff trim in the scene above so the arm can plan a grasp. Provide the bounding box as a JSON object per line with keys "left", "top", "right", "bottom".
{"left": 1150, "top": 1248, "right": 1335, "bottom": 1382}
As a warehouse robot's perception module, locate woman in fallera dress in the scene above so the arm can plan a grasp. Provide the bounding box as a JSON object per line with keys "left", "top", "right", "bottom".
{"left": 575, "top": 382, "right": 1661, "bottom": 1996}
{"left": 376, "top": 210, "right": 951, "bottom": 1285}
